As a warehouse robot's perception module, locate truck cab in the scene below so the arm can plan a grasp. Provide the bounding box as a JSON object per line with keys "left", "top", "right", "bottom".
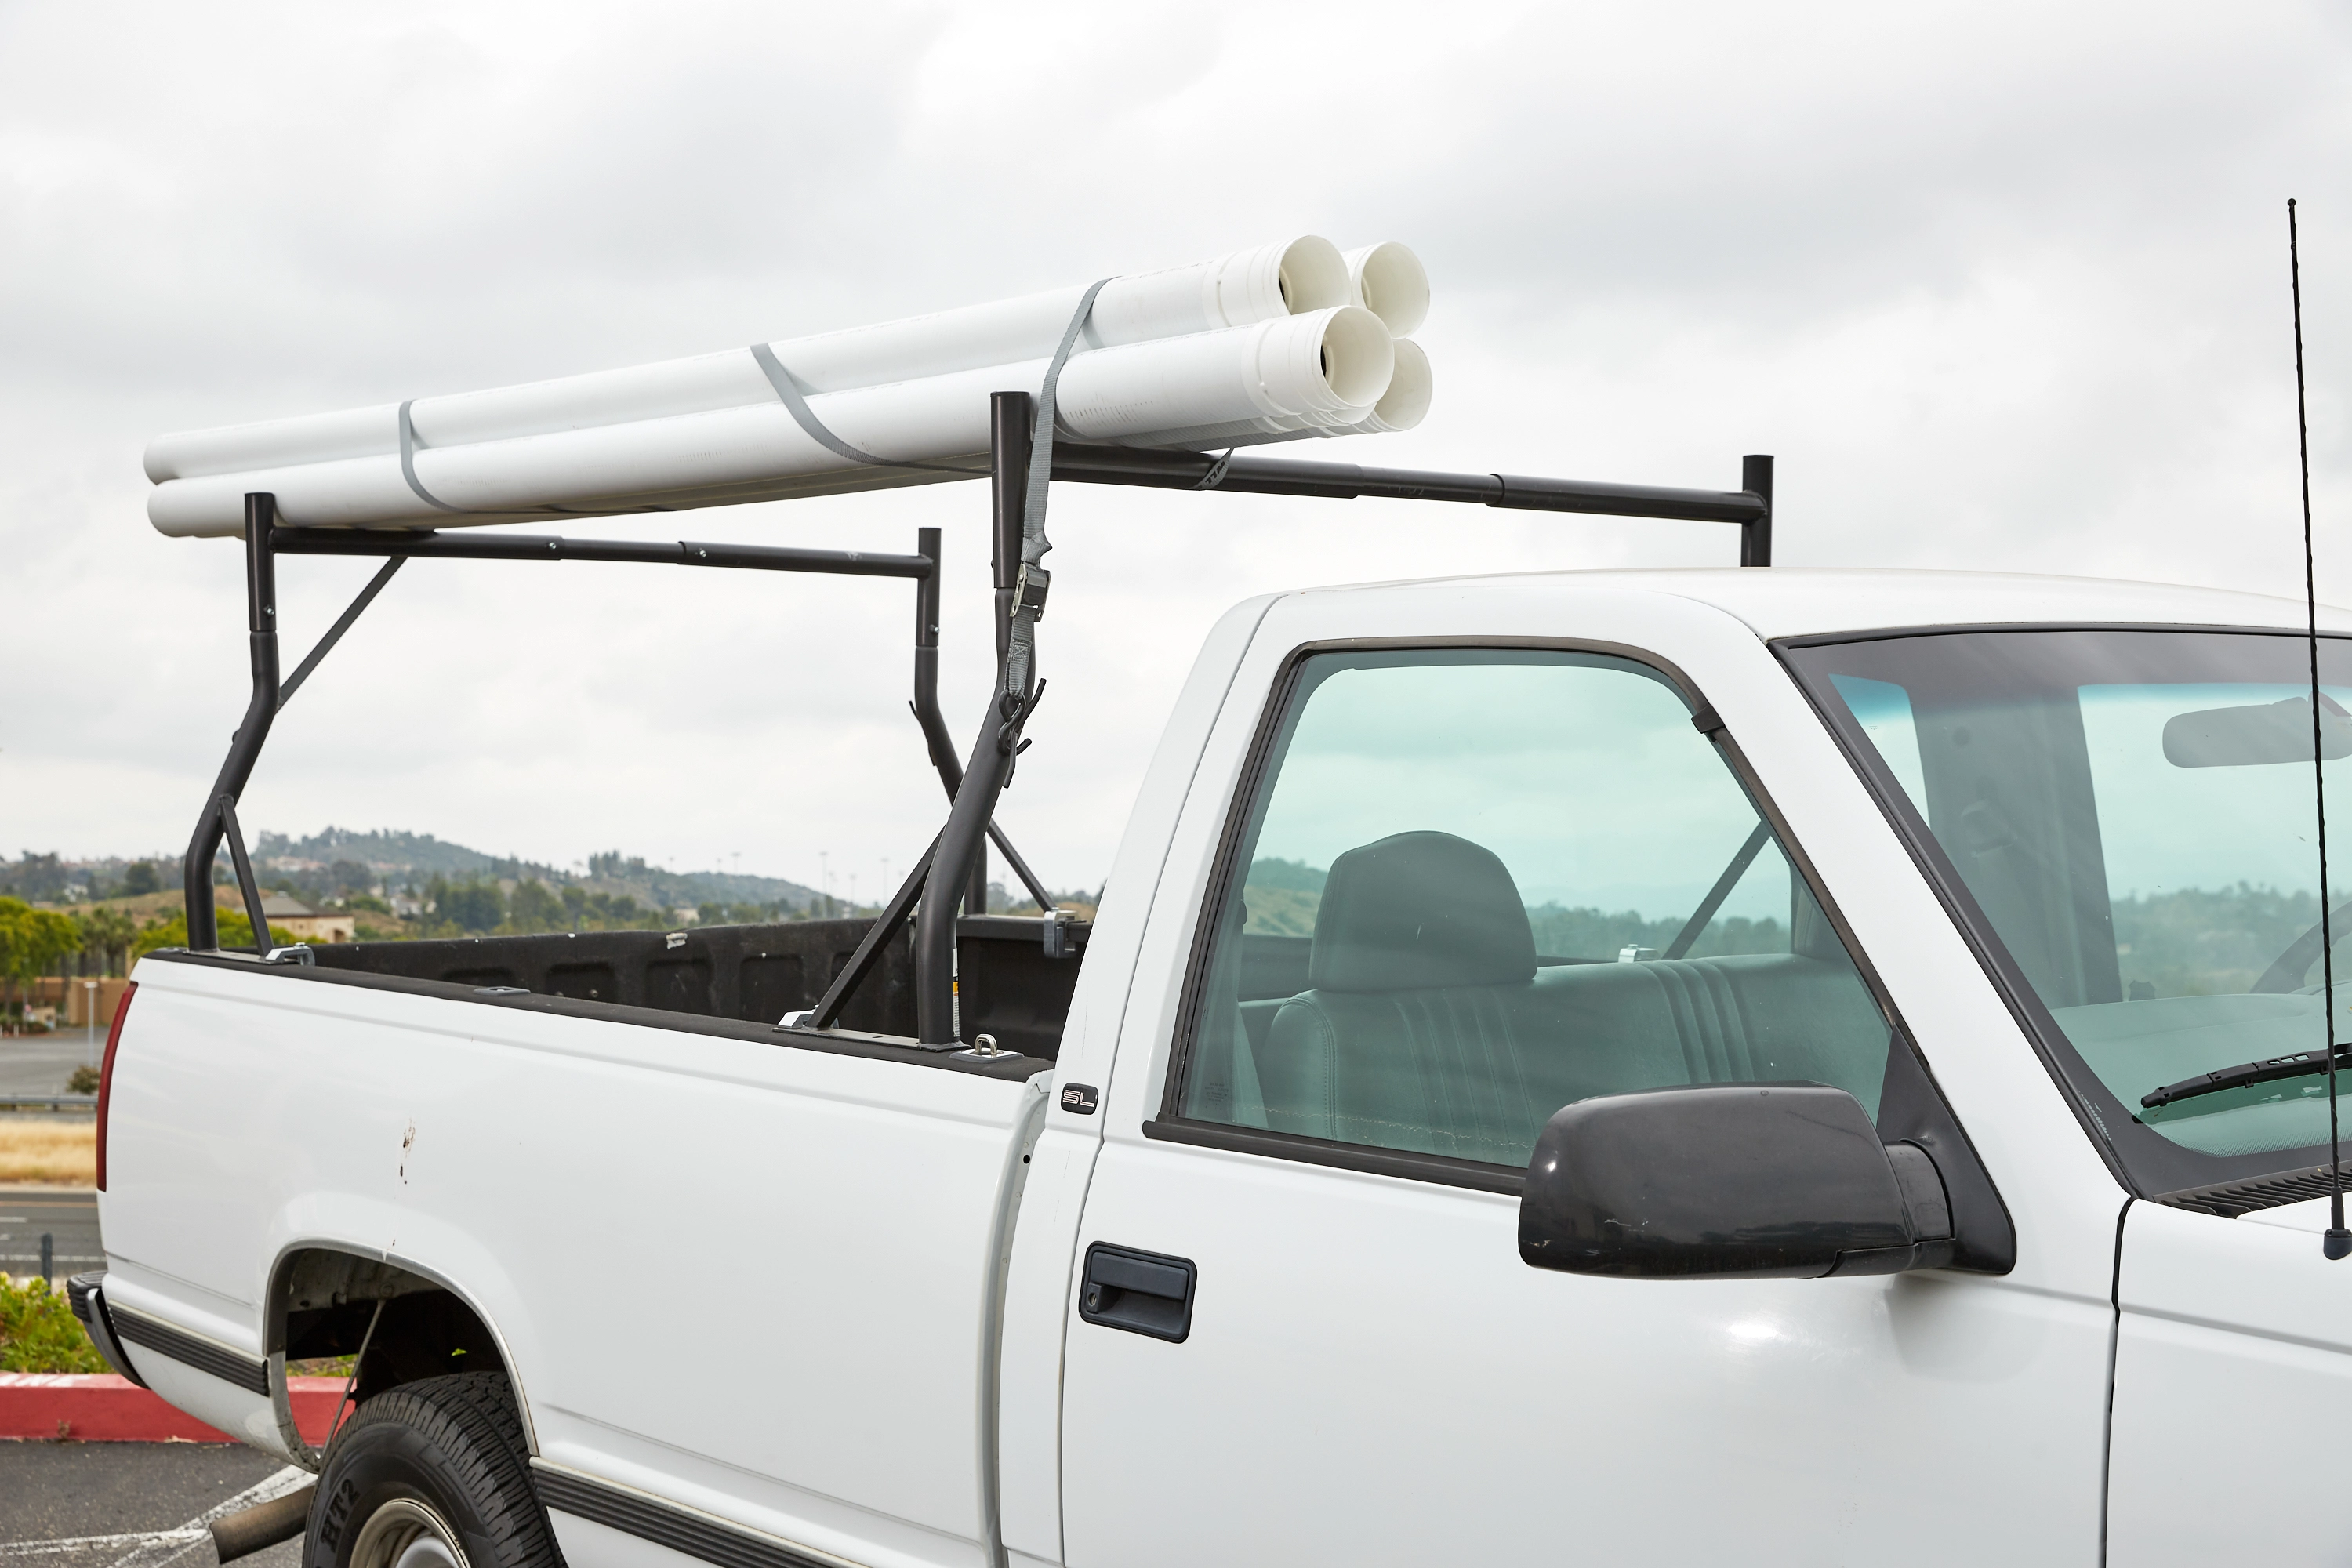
{"left": 1036, "top": 565, "right": 2352, "bottom": 1566}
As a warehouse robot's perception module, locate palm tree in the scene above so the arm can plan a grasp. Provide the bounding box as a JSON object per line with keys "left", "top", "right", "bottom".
{"left": 78, "top": 906, "right": 140, "bottom": 978}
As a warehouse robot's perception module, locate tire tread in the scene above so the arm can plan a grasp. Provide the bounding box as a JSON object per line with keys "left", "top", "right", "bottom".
{"left": 313, "top": 1371, "right": 561, "bottom": 1568}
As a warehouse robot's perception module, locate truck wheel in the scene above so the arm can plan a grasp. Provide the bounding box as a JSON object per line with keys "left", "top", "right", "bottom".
{"left": 306, "top": 1372, "right": 559, "bottom": 1568}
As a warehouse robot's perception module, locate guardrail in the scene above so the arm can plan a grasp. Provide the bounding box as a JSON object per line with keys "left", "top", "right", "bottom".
{"left": 0, "top": 1095, "right": 98, "bottom": 1113}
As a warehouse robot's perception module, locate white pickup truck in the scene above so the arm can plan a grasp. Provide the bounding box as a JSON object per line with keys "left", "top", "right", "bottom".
{"left": 78, "top": 561, "right": 2352, "bottom": 1568}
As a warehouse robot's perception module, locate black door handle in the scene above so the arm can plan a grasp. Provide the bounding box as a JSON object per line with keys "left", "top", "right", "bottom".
{"left": 1080, "top": 1243, "right": 1196, "bottom": 1343}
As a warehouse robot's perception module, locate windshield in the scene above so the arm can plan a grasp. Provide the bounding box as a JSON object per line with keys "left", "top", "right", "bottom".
{"left": 1785, "top": 628, "right": 2352, "bottom": 1198}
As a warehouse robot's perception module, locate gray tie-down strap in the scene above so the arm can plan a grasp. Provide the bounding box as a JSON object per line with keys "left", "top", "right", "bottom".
{"left": 748, "top": 344, "right": 985, "bottom": 477}
{"left": 397, "top": 401, "right": 468, "bottom": 514}
{"left": 1004, "top": 277, "right": 1114, "bottom": 703}
{"left": 401, "top": 310, "right": 1098, "bottom": 521}
{"left": 398, "top": 401, "right": 602, "bottom": 519}
{"left": 746, "top": 278, "right": 1110, "bottom": 708}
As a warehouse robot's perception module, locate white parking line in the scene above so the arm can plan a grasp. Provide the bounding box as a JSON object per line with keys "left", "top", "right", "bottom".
{"left": 0, "top": 1534, "right": 205, "bottom": 1559}
{"left": 0, "top": 1465, "right": 310, "bottom": 1568}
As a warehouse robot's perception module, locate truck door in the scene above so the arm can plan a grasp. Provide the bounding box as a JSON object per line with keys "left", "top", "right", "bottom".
{"left": 1060, "top": 633, "right": 2111, "bottom": 1566}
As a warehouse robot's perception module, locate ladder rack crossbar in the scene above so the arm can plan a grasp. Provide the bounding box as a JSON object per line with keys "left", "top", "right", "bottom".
{"left": 272, "top": 528, "right": 932, "bottom": 579}
{"left": 1047, "top": 444, "right": 1767, "bottom": 524}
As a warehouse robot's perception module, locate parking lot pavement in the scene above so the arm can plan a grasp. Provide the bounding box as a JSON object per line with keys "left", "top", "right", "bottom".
{"left": 0, "top": 1443, "right": 307, "bottom": 1568}
{"left": 0, "top": 1188, "right": 103, "bottom": 1279}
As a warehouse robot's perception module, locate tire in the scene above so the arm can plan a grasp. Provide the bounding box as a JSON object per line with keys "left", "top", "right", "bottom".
{"left": 305, "top": 1372, "right": 561, "bottom": 1568}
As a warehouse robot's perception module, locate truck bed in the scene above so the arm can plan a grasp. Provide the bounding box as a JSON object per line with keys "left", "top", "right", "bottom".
{"left": 103, "top": 943, "right": 1059, "bottom": 1555}
{"left": 300, "top": 913, "right": 1087, "bottom": 1060}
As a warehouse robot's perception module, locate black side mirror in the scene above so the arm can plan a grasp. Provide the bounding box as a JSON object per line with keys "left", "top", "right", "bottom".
{"left": 1519, "top": 1083, "right": 1955, "bottom": 1279}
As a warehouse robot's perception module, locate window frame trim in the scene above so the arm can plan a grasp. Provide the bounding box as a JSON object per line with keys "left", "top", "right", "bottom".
{"left": 1144, "top": 633, "right": 2011, "bottom": 1262}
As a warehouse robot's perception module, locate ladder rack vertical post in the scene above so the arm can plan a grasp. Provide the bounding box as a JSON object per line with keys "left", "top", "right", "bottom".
{"left": 915, "top": 399, "right": 1033, "bottom": 1044}
{"left": 979, "top": 392, "right": 1033, "bottom": 917}
{"left": 182, "top": 492, "right": 283, "bottom": 949}
{"left": 912, "top": 526, "right": 952, "bottom": 787}
{"left": 991, "top": 394, "right": 1030, "bottom": 669}
{"left": 1740, "top": 455, "right": 1773, "bottom": 568}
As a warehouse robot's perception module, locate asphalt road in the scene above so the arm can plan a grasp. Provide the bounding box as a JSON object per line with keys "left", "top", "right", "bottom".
{"left": 0, "top": 1032, "right": 104, "bottom": 1097}
{"left": 0, "top": 1186, "right": 103, "bottom": 1279}
{"left": 0, "top": 1443, "right": 307, "bottom": 1568}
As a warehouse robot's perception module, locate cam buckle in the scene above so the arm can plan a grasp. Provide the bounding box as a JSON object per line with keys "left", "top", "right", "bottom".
{"left": 1013, "top": 562, "right": 1050, "bottom": 621}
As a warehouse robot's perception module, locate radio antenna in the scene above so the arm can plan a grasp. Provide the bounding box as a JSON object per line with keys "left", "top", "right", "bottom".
{"left": 2289, "top": 199, "right": 2350, "bottom": 1261}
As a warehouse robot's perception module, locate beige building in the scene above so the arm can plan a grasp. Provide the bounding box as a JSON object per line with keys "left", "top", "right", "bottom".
{"left": 25, "top": 975, "right": 134, "bottom": 1027}
{"left": 264, "top": 895, "right": 358, "bottom": 944}
{"left": 215, "top": 892, "right": 358, "bottom": 943}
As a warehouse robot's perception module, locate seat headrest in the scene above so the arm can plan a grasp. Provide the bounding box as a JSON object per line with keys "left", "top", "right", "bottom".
{"left": 1308, "top": 831, "right": 1536, "bottom": 993}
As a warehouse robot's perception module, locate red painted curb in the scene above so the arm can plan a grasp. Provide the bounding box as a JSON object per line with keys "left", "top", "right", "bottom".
{"left": 0, "top": 1374, "right": 349, "bottom": 1443}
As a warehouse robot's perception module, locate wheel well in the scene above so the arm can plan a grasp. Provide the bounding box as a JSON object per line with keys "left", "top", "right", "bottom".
{"left": 274, "top": 1249, "right": 507, "bottom": 1406}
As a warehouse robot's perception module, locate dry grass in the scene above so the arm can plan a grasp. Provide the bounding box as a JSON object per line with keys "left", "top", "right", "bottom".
{"left": 0, "top": 1120, "right": 96, "bottom": 1185}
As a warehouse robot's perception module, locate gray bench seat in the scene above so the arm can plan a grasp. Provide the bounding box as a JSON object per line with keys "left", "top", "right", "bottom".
{"left": 1246, "top": 829, "right": 1889, "bottom": 1168}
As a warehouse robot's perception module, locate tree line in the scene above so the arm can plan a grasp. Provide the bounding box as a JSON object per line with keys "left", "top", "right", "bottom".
{"left": 0, "top": 852, "right": 167, "bottom": 903}
{"left": 0, "top": 896, "right": 310, "bottom": 1032}
{"left": 402, "top": 876, "right": 804, "bottom": 938}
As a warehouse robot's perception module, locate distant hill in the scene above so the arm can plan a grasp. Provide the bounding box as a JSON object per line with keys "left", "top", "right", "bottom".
{"left": 250, "top": 826, "right": 823, "bottom": 913}
{"left": 576, "top": 851, "right": 823, "bottom": 916}
{"left": 9, "top": 830, "right": 853, "bottom": 921}
{"left": 1246, "top": 857, "right": 1328, "bottom": 893}
{"left": 256, "top": 827, "right": 537, "bottom": 878}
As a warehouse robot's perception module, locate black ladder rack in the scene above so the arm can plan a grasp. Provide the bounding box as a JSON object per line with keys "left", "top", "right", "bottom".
{"left": 180, "top": 405, "right": 1772, "bottom": 1051}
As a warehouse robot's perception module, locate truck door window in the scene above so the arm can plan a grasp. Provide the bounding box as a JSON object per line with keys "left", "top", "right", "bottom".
{"left": 1788, "top": 628, "right": 2352, "bottom": 1200}
{"left": 1173, "top": 648, "right": 1896, "bottom": 1173}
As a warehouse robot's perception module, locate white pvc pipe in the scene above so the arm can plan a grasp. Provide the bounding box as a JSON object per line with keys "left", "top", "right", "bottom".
{"left": 146, "top": 307, "right": 1397, "bottom": 536}
{"left": 1087, "top": 234, "right": 1349, "bottom": 346}
{"left": 1102, "top": 307, "right": 1403, "bottom": 450}
{"left": 1061, "top": 305, "right": 1393, "bottom": 445}
{"left": 1168, "top": 337, "right": 1430, "bottom": 451}
{"left": 143, "top": 237, "right": 1358, "bottom": 484}
{"left": 1341, "top": 242, "right": 1430, "bottom": 336}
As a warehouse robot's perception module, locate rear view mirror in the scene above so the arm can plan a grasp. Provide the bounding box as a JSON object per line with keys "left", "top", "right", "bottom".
{"left": 2163, "top": 696, "right": 2352, "bottom": 768}
{"left": 1519, "top": 1083, "right": 1955, "bottom": 1279}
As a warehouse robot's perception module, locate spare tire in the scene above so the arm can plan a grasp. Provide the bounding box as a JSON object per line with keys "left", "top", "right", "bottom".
{"left": 306, "top": 1372, "right": 560, "bottom": 1568}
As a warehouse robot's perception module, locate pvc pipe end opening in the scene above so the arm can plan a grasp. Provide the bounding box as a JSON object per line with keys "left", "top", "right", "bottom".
{"left": 1316, "top": 306, "right": 1397, "bottom": 409}
{"left": 1345, "top": 242, "right": 1431, "bottom": 336}
{"left": 1276, "top": 236, "right": 1350, "bottom": 316}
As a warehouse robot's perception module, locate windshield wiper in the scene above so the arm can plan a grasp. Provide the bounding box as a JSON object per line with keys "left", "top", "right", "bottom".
{"left": 2142, "top": 1044, "right": 2352, "bottom": 1110}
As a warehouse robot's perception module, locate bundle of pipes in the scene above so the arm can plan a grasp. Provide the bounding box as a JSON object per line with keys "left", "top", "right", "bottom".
{"left": 147, "top": 237, "right": 1432, "bottom": 537}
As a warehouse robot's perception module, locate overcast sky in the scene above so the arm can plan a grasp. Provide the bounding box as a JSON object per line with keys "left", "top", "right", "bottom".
{"left": 5, "top": 1, "right": 2350, "bottom": 902}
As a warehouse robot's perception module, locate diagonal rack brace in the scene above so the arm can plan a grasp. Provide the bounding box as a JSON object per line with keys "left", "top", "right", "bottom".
{"left": 278, "top": 557, "right": 404, "bottom": 709}
{"left": 911, "top": 526, "right": 1055, "bottom": 913}
{"left": 212, "top": 793, "right": 281, "bottom": 960}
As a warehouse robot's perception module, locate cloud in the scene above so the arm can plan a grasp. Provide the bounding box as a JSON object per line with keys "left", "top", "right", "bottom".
{"left": 4, "top": 0, "right": 2350, "bottom": 896}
